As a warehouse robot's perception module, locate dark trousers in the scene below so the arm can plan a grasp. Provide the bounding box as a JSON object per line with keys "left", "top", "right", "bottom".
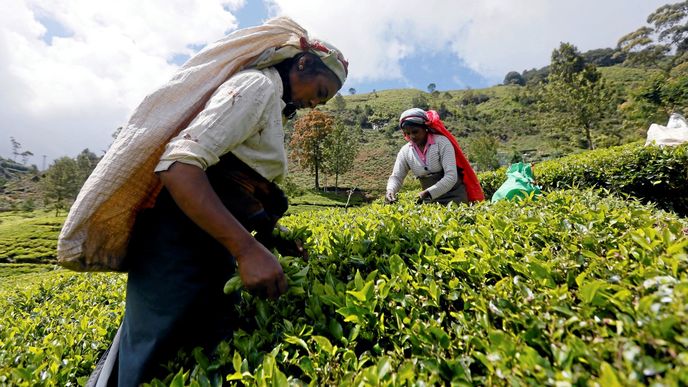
{"left": 114, "top": 191, "right": 237, "bottom": 386}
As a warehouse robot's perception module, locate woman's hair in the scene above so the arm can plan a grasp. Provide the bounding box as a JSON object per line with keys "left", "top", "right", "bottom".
{"left": 400, "top": 121, "right": 427, "bottom": 130}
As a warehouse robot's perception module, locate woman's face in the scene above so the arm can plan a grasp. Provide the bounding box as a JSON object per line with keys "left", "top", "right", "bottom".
{"left": 402, "top": 124, "right": 428, "bottom": 146}
{"left": 289, "top": 62, "right": 340, "bottom": 109}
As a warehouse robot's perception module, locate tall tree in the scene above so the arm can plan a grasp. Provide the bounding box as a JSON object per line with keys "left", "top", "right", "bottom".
{"left": 618, "top": 1, "right": 688, "bottom": 68}
{"left": 538, "top": 43, "right": 616, "bottom": 150}
{"left": 10, "top": 137, "right": 21, "bottom": 162}
{"left": 427, "top": 83, "right": 437, "bottom": 93}
{"left": 621, "top": 66, "right": 688, "bottom": 129}
{"left": 550, "top": 42, "right": 586, "bottom": 82}
{"left": 42, "top": 157, "right": 80, "bottom": 215}
{"left": 289, "top": 110, "right": 335, "bottom": 189}
{"left": 75, "top": 149, "right": 100, "bottom": 183}
{"left": 322, "top": 120, "right": 360, "bottom": 191}
{"left": 348, "top": 88, "right": 356, "bottom": 95}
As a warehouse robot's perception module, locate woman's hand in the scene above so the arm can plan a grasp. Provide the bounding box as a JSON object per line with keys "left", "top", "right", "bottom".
{"left": 235, "top": 239, "right": 288, "bottom": 299}
{"left": 418, "top": 190, "right": 430, "bottom": 200}
{"left": 385, "top": 191, "right": 397, "bottom": 203}
{"left": 159, "top": 162, "right": 288, "bottom": 299}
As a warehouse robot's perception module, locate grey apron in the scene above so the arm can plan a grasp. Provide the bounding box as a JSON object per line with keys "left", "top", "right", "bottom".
{"left": 417, "top": 168, "right": 468, "bottom": 205}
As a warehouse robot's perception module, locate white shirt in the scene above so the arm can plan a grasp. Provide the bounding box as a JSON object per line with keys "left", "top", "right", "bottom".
{"left": 155, "top": 67, "right": 288, "bottom": 182}
{"left": 386, "top": 134, "right": 458, "bottom": 199}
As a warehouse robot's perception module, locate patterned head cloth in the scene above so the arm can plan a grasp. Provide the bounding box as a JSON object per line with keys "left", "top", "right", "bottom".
{"left": 253, "top": 36, "right": 349, "bottom": 85}
{"left": 399, "top": 108, "right": 428, "bottom": 128}
{"left": 300, "top": 37, "right": 348, "bottom": 85}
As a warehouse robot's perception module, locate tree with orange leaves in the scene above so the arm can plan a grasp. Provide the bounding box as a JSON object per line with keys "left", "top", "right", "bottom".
{"left": 289, "top": 110, "right": 334, "bottom": 189}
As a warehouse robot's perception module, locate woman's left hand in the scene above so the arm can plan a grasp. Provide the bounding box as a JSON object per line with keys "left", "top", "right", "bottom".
{"left": 418, "top": 190, "right": 430, "bottom": 200}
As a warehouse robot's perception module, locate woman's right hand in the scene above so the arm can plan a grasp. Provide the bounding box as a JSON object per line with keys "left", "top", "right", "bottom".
{"left": 385, "top": 191, "right": 397, "bottom": 203}
{"left": 235, "top": 239, "right": 288, "bottom": 299}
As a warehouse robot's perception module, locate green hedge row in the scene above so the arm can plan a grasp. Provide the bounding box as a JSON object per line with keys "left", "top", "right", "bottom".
{"left": 6, "top": 189, "right": 687, "bottom": 386}
{"left": 479, "top": 142, "right": 688, "bottom": 216}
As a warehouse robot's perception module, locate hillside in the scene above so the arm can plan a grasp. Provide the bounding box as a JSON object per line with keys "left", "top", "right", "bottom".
{"left": 286, "top": 65, "right": 661, "bottom": 196}
{"left": 0, "top": 158, "right": 42, "bottom": 211}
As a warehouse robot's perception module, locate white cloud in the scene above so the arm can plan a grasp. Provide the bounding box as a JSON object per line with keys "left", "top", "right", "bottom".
{"left": 267, "top": 0, "right": 668, "bottom": 84}
{"left": 0, "top": 0, "right": 242, "bottom": 164}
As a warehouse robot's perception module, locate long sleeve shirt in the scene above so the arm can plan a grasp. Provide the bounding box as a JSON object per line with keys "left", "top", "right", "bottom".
{"left": 155, "top": 67, "right": 287, "bottom": 182}
{"left": 386, "top": 134, "right": 458, "bottom": 199}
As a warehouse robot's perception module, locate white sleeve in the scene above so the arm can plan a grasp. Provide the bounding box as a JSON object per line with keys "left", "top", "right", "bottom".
{"left": 386, "top": 146, "right": 410, "bottom": 194}
{"left": 155, "top": 70, "right": 275, "bottom": 172}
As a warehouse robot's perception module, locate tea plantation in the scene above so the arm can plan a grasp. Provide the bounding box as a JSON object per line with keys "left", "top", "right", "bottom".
{"left": 1, "top": 146, "right": 688, "bottom": 386}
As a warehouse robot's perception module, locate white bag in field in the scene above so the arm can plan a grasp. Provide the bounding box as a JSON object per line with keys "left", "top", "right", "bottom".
{"left": 645, "top": 113, "right": 688, "bottom": 146}
{"left": 57, "top": 17, "right": 311, "bottom": 272}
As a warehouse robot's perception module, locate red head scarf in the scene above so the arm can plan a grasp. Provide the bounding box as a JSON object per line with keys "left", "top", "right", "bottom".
{"left": 399, "top": 108, "right": 485, "bottom": 202}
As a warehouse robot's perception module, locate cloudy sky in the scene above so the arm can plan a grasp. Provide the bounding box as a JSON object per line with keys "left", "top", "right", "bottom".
{"left": 1, "top": 0, "right": 668, "bottom": 166}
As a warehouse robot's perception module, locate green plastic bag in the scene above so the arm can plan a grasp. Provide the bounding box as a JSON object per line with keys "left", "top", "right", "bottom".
{"left": 491, "top": 162, "right": 542, "bottom": 202}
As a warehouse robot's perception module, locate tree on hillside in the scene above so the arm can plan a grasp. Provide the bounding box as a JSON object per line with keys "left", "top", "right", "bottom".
{"left": 75, "top": 149, "right": 100, "bottom": 183}
{"left": 289, "top": 110, "right": 335, "bottom": 189}
{"left": 411, "top": 93, "right": 430, "bottom": 110}
{"left": 42, "top": 157, "right": 80, "bottom": 215}
{"left": 348, "top": 88, "right": 356, "bottom": 95}
{"left": 438, "top": 103, "right": 452, "bottom": 120}
{"left": 20, "top": 151, "right": 33, "bottom": 165}
{"left": 521, "top": 67, "right": 549, "bottom": 85}
{"left": 582, "top": 48, "right": 625, "bottom": 67}
{"left": 333, "top": 93, "right": 346, "bottom": 111}
{"left": 503, "top": 71, "right": 525, "bottom": 86}
{"left": 10, "top": 137, "right": 21, "bottom": 162}
{"left": 427, "top": 83, "right": 437, "bottom": 93}
{"left": 550, "top": 42, "right": 586, "bottom": 81}
{"left": 618, "top": 1, "right": 688, "bottom": 68}
{"left": 538, "top": 42, "right": 616, "bottom": 150}
{"left": 322, "top": 120, "right": 360, "bottom": 191}
{"left": 621, "top": 66, "right": 688, "bottom": 129}
{"left": 467, "top": 134, "right": 500, "bottom": 171}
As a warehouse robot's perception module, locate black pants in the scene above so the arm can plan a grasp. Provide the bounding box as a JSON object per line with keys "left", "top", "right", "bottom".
{"left": 115, "top": 190, "right": 237, "bottom": 386}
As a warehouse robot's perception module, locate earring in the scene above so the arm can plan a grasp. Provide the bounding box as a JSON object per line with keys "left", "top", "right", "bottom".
{"left": 298, "top": 64, "right": 304, "bottom": 71}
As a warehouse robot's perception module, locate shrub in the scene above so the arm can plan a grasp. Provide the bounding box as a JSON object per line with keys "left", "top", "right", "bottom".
{"left": 478, "top": 142, "right": 688, "bottom": 215}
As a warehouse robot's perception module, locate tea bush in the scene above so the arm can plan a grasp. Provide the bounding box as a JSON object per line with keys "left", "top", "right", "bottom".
{"left": 0, "top": 212, "right": 64, "bottom": 264}
{"left": 0, "top": 271, "right": 125, "bottom": 386}
{"left": 478, "top": 142, "right": 688, "bottom": 216}
{"left": 3, "top": 189, "right": 687, "bottom": 386}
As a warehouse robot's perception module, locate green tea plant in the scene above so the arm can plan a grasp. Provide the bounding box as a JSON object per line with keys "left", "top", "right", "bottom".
{"left": 0, "top": 271, "right": 125, "bottom": 386}
{"left": 0, "top": 212, "right": 64, "bottom": 264}
{"left": 156, "top": 189, "right": 686, "bottom": 385}
{"left": 1, "top": 189, "right": 687, "bottom": 386}
{"left": 479, "top": 142, "right": 688, "bottom": 215}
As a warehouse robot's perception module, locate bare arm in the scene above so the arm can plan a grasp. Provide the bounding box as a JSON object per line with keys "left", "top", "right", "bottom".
{"left": 158, "top": 161, "right": 287, "bottom": 298}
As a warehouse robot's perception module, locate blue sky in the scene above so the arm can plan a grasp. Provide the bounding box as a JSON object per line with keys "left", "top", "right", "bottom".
{"left": 0, "top": 0, "right": 670, "bottom": 164}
